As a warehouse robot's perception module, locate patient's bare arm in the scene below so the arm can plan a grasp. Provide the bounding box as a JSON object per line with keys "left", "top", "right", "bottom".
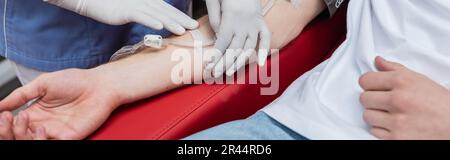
{"left": 101, "top": 0, "right": 326, "bottom": 104}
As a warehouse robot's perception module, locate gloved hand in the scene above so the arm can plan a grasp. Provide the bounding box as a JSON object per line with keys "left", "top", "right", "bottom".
{"left": 205, "top": 0, "right": 271, "bottom": 77}
{"left": 44, "top": 0, "right": 198, "bottom": 35}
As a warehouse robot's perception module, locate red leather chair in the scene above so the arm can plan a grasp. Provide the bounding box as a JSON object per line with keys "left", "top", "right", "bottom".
{"left": 89, "top": 6, "right": 347, "bottom": 140}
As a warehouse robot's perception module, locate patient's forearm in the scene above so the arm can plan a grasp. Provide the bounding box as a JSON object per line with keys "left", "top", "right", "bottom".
{"left": 94, "top": 42, "right": 211, "bottom": 105}
{"left": 265, "top": 0, "right": 325, "bottom": 48}
{"left": 94, "top": 0, "right": 326, "bottom": 106}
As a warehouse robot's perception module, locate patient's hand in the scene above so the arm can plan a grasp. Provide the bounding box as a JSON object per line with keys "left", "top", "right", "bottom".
{"left": 359, "top": 57, "right": 450, "bottom": 140}
{"left": 0, "top": 69, "right": 122, "bottom": 140}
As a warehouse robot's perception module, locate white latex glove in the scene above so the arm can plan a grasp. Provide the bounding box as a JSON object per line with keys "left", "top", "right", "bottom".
{"left": 44, "top": 0, "right": 198, "bottom": 35}
{"left": 205, "top": 0, "right": 271, "bottom": 77}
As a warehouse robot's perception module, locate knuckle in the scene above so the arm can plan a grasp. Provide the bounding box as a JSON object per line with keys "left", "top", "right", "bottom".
{"left": 389, "top": 92, "right": 400, "bottom": 106}
{"left": 391, "top": 73, "right": 406, "bottom": 85}
{"left": 390, "top": 92, "right": 410, "bottom": 110}
{"left": 393, "top": 71, "right": 415, "bottom": 86}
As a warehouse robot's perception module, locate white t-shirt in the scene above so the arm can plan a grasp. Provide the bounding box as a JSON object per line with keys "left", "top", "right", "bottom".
{"left": 263, "top": 0, "right": 450, "bottom": 140}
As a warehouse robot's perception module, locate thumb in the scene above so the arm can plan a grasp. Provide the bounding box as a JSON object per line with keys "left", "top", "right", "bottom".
{"left": 375, "top": 56, "right": 405, "bottom": 72}
{"left": 0, "top": 78, "right": 45, "bottom": 111}
{"left": 206, "top": 0, "right": 222, "bottom": 33}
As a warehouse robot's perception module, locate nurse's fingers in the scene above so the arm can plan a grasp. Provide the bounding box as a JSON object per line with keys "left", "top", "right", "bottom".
{"left": 214, "top": 27, "right": 234, "bottom": 55}
{"left": 209, "top": 24, "right": 233, "bottom": 73}
{"left": 13, "top": 112, "right": 33, "bottom": 140}
{"left": 0, "top": 112, "right": 14, "bottom": 140}
{"left": 158, "top": 1, "right": 198, "bottom": 30}
{"left": 205, "top": 0, "right": 222, "bottom": 33}
{"left": 258, "top": 24, "right": 272, "bottom": 66}
{"left": 226, "top": 49, "right": 254, "bottom": 77}
{"left": 150, "top": 6, "right": 186, "bottom": 35}
{"left": 204, "top": 48, "right": 224, "bottom": 72}
{"left": 226, "top": 33, "right": 258, "bottom": 76}
{"left": 132, "top": 13, "right": 164, "bottom": 31}
{"left": 213, "top": 34, "right": 247, "bottom": 78}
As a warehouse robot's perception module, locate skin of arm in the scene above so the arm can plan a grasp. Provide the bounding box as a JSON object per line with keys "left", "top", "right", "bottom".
{"left": 0, "top": 0, "right": 326, "bottom": 140}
